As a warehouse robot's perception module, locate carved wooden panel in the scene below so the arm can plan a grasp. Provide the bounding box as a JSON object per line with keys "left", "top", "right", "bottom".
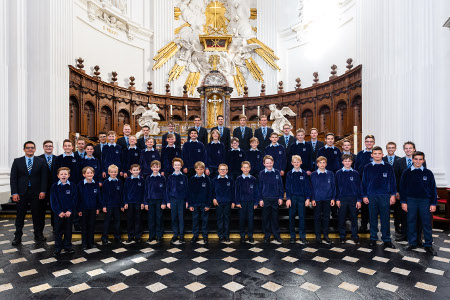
{"left": 69, "top": 96, "right": 80, "bottom": 133}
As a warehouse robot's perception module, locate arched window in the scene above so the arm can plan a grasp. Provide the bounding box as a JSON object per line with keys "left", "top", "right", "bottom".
{"left": 84, "top": 102, "right": 96, "bottom": 137}
{"left": 301, "top": 109, "right": 313, "bottom": 133}
{"left": 118, "top": 109, "right": 130, "bottom": 135}
{"left": 335, "top": 101, "right": 348, "bottom": 137}
{"left": 69, "top": 96, "right": 80, "bottom": 133}
{"left": 100, "top": 106, "right": 113, "bottom": 132}
{"left": 318, "top": 105, "right": 331, "bottom": 133}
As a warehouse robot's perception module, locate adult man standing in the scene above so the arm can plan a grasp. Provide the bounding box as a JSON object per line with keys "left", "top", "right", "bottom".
{"left": 137, "top": 125, "right": 151, "bottom": 149}
{"left": 232, "top": 114, "right": 253, "bottom": 151}
{"left": 307, "top": 128, "right": 324, "bottom": 169}
{"left": 117, "top": 124, "right": 132, "bottom": 150}
{"left": 93, "top": 131, "right": 107, "bottom": 161}
{"left": 281, "top": 124, "right": 296, "bottom": 149}
{"left": 211, "top": 115, "right": 231, "bottom": 151}
{"left": 253, "top": 115, "right": 273, "bottom": 153}
{"left": 188, "top": 116, "right": 208, "bottom": 145}
{"left": 10, "top": 141, "right": 48, "bottom": 245}
{"left": 162, "top": 121, "right": 182, "bottom": 149}
{"left": 39, "top": 140, "right": 55, "bottom": 229}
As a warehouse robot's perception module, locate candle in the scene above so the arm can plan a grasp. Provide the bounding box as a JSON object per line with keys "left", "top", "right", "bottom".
{"left": 257, "top": 106, "right": 260, "bottom": 116}
{"left": 170, "top": 105, "right": 173, "bottom": 116}
{"left": 242, "top": 105, "right": 245, "bottom": 115}
{"left": 353, "top": 125, "right": 357, "bottom": 133}
{"left": 185, "top": 105, "right": 188, "bottom": 116}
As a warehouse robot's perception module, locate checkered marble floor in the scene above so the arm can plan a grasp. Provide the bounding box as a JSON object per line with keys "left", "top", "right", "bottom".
{"left": 0, "top": 219, "right": 449, "bottom": 299}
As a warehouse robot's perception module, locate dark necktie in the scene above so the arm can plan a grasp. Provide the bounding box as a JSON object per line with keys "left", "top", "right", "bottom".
{"left": 312, "top": 142, "right": 316, "bottom": 151}
{"left": 407, "top": 158, "right": 412, "bottom": 168}
{"left": 262, "top": 127, "right": 266, "bottom": 139}
{"left": 126, "top": 137, "right": 129, "bottom": 147}
{"left": 389, "top": 156, "right": 393, "bottom": 165}
{"left": 285, "top": 136, "right": 289, "bottom": 147}
{"left": 27, "top": 158, "right": 32, "bottom": 174}
{"left": 241, "top": 127, "right": 245, "bottom": 138}
{"left": 47, "top": 156, "right": 52, "bottom": 170}
{"left": 219, "top": 127, "right": 223, "bottom": 136}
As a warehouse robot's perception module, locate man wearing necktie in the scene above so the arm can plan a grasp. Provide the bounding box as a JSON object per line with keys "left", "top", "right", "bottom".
{"left": 39, "top": 140, "right": 56, "bottom": 229}
{"left": 281, "top": 124, "right": 295, "bottom": 149}
{"left": 188, "top": 116, "right": 208, "bottom": 145}
{"left": 254, "top": 115, "right": 273, "bottom": 153}
{"left": 117, "top": 124, "right": 132, "bottom": 151}
{"left": 383, "top": 142, "right": 400, "bottom": 166}
{"left": 10, "top": 141, "right": 48, "bottom": 246}
{"left": 211, "top": 115, "right": 231, "bottom": 151}
{"left": 162, "top": 121, "right": 182, "bottom": 149}
{"left": 232, "top": 114, "right": 253, "bottom": 151}
{"left": 94, "top": 131, "right": 108, "bottom": 161}
{"left": 307, "top": 128, "right": 325, "bottom": 169}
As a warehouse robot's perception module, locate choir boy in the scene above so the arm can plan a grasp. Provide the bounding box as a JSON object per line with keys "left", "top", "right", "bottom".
{"left": 139, "top": 136, "right": 160, "bottom": 178}
{"left": 316, "top": 133, "right": 342, "bottom": 173}
{"left": 212, "top": 164, "right": 234, "bottom": 242}
{"left": 205, "top": 129, "right": 225, "bottom": 178}
{"left": 287, "top": 128, "right": 313, "bottom": 174}
{"left": 161, "top": 133, "right": 182, "bottom": 177}
{"left": 144, "top": 160, "right": 166, "bottom": 243}
{"left": 53, "top": 139, "right": 81, "bottom": 184}
{"left": 226, "top": 137, "right": 246, "bottom": 180}
{"left": 246, "top": 137, "right": 263, "bottom": 178}
{"left": 265, "top": 132, "right": 287, "bottom": 176}
{"left": 182, "top": 128, "right": 206, "bottom": 178}
{"left": 102, "top": 131, "right": 123, "bottom": 178}
{"left": 122, "top": 135, "right": 140, "bottom": 178}
{"left": 123, "top": 164, "right": 145, "bottom": 243}
{"left": 81, "top": 143, "right": 101, "bottom": 184}
{"left": 101, "top": 164, "right": 123, "bottom": 245}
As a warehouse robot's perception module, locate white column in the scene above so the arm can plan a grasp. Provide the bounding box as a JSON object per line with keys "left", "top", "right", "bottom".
{"left": 152, "top": 0, "right": 174, "bottom": 94}
{"left": 358, "top": 0, "right": 450, "bottom": 186}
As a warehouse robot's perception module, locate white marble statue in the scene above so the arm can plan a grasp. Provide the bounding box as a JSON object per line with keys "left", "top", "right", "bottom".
{"left": 133, "top": 104, "right": 161, "bottom": 137}
{"left": 269, "top": 104, "right": 297, "bottom": 135}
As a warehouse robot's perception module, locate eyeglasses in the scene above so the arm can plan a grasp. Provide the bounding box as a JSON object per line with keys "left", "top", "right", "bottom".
{"left": 25, "top": 147, "right": 35, "bottom": 150}
{"left": 44, "top": 145, "right": 53, "bottom": 148}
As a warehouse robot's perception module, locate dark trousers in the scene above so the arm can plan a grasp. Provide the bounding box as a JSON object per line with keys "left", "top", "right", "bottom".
{"left": 170, "top": 197, "right": 185, "bottom": 237}
{"left": 393, "top": 199, "right": 402, "bottom": 230}
{"left": 289, "top": 195, "right": 306, "bottom": 239}
{"left": 239, "top": 202, "right": 254, "bottom": 238}
{"left": 314, "top": 200, "right": 331, "bottom": 238}
{"left": 407, "top": 197, "right": 432, "bottom": 247}
{"left": 338, "top": 197, "right": 359, "bottom": 239}
{"left": 360, "top": 202, "right": 369, "bottom": 228}
{"left": 148, "top": 200, "right": 163, "bottom": 239}
{"left": 192, "top": 206, "right": 209, "bottom": 238}
{"left": 262, "top": 198, "right": 280, "bottom": 239}
{"left": 127, "top": 203, "right": 142, "bottom": 238}
{"left": 81, "top": 209, "right": 96, "bottom": 247}
{"left": 14, "top": 190, "right": 45, "bottom": 238}
{"left": 54, "top": 215, "right": 72, "bottom": 251}
{"left": 102, "top": 207, "right": 121, "bottom": 240}
{"left": 368, "top": 195, "right": 391, "bottom": 242}
{"left": 208, "top": 167, "right": 219, "bottom": 179}
{"left": 399, "top": 196, "right": 422, "bottom": 238}
{"left": 215, "top": 203, "right": 231, "bottom": 238}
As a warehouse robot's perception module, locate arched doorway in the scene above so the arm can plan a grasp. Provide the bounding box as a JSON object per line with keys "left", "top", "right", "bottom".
{"left": 118, "top": 109, "right": 130, "bottom": 135}
{"left": 84, "top": 102, "right": 96, "bottom": 138}
{"left": 100, "top": 106, "right": 113, "bottom": 132}
{"left": 351, "top": 96, "right": 362, "bottom": 131}
{"left": 335, "top": 101, "right": 348, "bottom": 138}
{"left": 318, "top": 105, "right": 331, "bottom": 133}
{"left": 69, "top": 96, "right": 80, "bottom": 133}
{"left": 301, "top": 109, "right": 313, "bottom": 133}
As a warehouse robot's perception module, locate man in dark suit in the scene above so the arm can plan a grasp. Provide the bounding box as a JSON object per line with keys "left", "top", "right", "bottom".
{"left": 232, "top": 114, "right": 253, "bottom": 151}
{"left": 211, "top": 115, "right": 231, "bottom": 151}
{"left": 39, "top": 140, "right": 55, "bottom": 229}
{"left": 280, "top": 124, "right": 296, "bottom": 150}
{"left": 307, "top": 128, "right": 324, "bottom": 169}
{"left": 93, "top": 131, "right": 108, "bottom": 161}
{"left": 253, "top": 115, "right": 273, "bottom": 153}
{"left": 137, "top": 126, "right": 151, "bottom": 150}
{"left": 116, "top": 124, "right": 132, "bottom": 150}
{"left": 341, "top": 140, "right": 357, "bottom": 168}
{"left": 188, "top": 115, "right": 208, "bottom": 145}
{"left": 162, "top": 121, "right": 182, "bottom": 148}
{"left": 10, "top": 141, "right": 48, "bottom": 245}
{"left": 383, "top": 142, "right": 401, "bottom": 166}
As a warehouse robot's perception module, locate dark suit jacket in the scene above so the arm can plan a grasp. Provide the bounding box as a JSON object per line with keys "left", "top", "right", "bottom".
{"left": 94, "top": 143, "right": 107, "bottom": 161}
{"left": 307, "top": 140, "right": 325, "bottom": 164}
{"left": 254, "top": 127, "right": 274, "bottom": 153}
{"left": 38, "top": 154, "right": 54, "bottom": 195}
{"left": 10, "top": 156, "right": 47, "bottom": 196}
{"left": 393, "top": 156, "right": 427, "bottom": 189}
{"left": 116, "top": 136, "right": 129, "bottom": 150}
{"left": 188, "top": 127, "right": 208, "bottom": 145}
{"left": 233, "top": 126, "right": 253, "bottom": 152}
{"left": 162, "top": 132, "right": 182, "bottom": 149}
{"left": 280, "top": 135, "right": 296, "bottom": 150}
{"left": 211, "top": 126, "right": 231, "bottom": 151}
{"left": 383, "top": 155, "right": 400, "bottom": 166}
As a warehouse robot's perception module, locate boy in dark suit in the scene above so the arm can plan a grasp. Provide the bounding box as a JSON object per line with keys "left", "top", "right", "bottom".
{"left": 161, "top": 133, "right": 182, "bottom": 177}
{"left": 102, "top": 131, "right": 123, "bottom": 179}
{"left": 226, "top": 137, "right": 246, "bottom": 180}
{"left": 39, "top": 140, "right": 55, "bottom": 228}
{"left": 253, "top": 115, "right": 273, "bottom": 153}
{"left": 188, "top": 116, "right": 208, "bottom": 145}
{"left": 93, "top": 131, "right": 107, "bottom": 161}
{"left": 137, "top": 126, "right": 151, "bottom": 150}
{"left": 287, "top": 128, "right": 313, "bottom": 174}
{"left": 182, "top": 128, "right": 206, "bottom": 178}
{"left": 74, "top": 137, "right": 86, "bottom": 159}
{"left": 317, "top": 133, "right": 342, "bottom": 173}
{"left": 307, "top": 128, "right": 324, "bottom": 170}
{"left": 116, "top": 124, "right": 132, "bottom": 150}
{"left": 10, "top": 141, "right": 48, "bottom": 245}
{"left": 211, "top": 115, "right": 231, "bottom": 152}
{"left": 162, "top": 121, "right": 181, "bottom": 149}
{"left": 281, "top": 124, "right": 296, "bottom": 150}
{"left": 233, "top": 114, "right": 253, "bottom": 151}
{"left": 212, "top": 164, "right": 234, "bottom": 242}
{"left": 101, "top": 164, "right": 123, "bottom": 245}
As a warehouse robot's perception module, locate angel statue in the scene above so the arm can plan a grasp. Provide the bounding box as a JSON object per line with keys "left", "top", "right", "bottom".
{"left": 269, "top": 104, "right": 297, "bottom": 135}
{"left": 133, "top": 104, "right": 161, "bottom": 137}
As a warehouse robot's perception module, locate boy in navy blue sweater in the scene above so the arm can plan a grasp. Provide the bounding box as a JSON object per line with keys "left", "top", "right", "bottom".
{"left": 53, "top": 139, "right": 81, "bottom": 184}
{"left": 166, "top": 158, "right": 188, "bottom": 244}
{"left": 258, "top": 155, "right": 284, "bottom": 243}
{"left": 161, "top": 133, "right": 182, "bottom": 177}
{"left": 50, "top": 167, "right": 77, "bottom": 255}
{"left": 205, "top": 129, "right": 225, "bottom": 179}
{"left": 139, "top": 137, "right": 161, "bottom": 178}
{"left": 102, "top": 131, "right": 123, "bottom": 178}
{"left": 287, "top": 128, "right": 313, "bottom": 174}
{"left": 212, "top": 163, "right": 234, "bottom": 242}
{"left": 335, "top": 154, "right": 361, "bottom": 244}
{"left": 122, "top": 135, "right": 140, "bottom": 178}
{"left": 265, "top": 133, "right": 287, "bottom": 177}
{"left": 188, "top": 162, "right": 212, "bottom": 244}
{"left": 246, "top": 137, "right": 263, "bottom": 178}
{"left": 77, "top": 166, "right": 101, "bottom": 249}
{"left": 123, "top": 164, "right": 145, "bottom": 243}
{"left": 316, "top": 133, "right": 342, "bottom": 173}
{"left": 285, "top": 155, "right": 311, "bottom": 244}
{"left": 400, "top": 151, "right": 437, "bottom": 255}
{"left": 101, "top": 164, "right": 123, "bottom": 245}
{"left": 81, "top": 144, "right": 101, "bottom": 185}
{"left": 226, "top": 137, "right": 246, "bottom": 180}
{"left": 144, "top": 160, "right": 166, "bottom": 243}
{"left": 182, "top": 128, "right": 206, "bottom": 178}
{"left": 361, "top": 146, "right": 396, "bottom": 248}
{"left": 234, "top": 161, "right": 259, "bottom": 243}
{"left": 310, "top": 156, "right": 336, "bottom": 244}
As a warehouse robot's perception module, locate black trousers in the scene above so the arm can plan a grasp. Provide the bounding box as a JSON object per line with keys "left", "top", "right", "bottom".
{"left": 54, "top": 215, "right": 72, "bottom": 251}
{"left": 81, "top": 209, "right": 96, "bottom": 247}
{"left": 14, "top": 190, "right": 45, "bottom": 238}
{"left": 360, "top": 202, "right": 369, "bottom": 228}
{"left": 262, "top": 198, "right": 281, "bottom": 239}
{"left": 314, "top": 200, "right": 331, "bottom": 238}
{"left": 102, "top": 207, "right": 121, "bottom": 240}
{"left": 127, "top": 203, "right": 142, "bottom": 238}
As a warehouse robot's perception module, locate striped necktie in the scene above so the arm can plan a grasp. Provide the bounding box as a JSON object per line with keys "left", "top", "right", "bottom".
{"left": 47, "top": 156, "right": 52, "bottom": 170}
{"left": 126, "top": 137, "right": 129, "bottom": 147}
{"left": 389, "top": 156, "right": 393, "bottom": 165}
{"left": 285, "top": 136, "right": 289, "bottom": 147}
{"left": 219, "top": 127, "right": 223, "bottom": 136}
{"left": 407, "top": 158, "right": 412, "bottom": 168}
{"left": 241, "top": 127, "right": 245, "bottom": 138}
{"left": 262, "top": 127, "right": 266, "bottom": 139}
{"left": 312, "top": 142, "right": 316, "bottom": 151}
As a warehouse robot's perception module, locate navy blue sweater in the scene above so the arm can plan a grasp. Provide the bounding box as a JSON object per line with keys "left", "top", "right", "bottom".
{"left": 287, "top": 141, "right": 313, "bottom": 172}
{"left": 310, "top": 170, "right": 336, "bottom": 201}
{"left": 77, "top": 180, "right": 101, "bottom": 211}
{"left": 144, "top": 174, "right": 166, "bottom": 205}
{"left": 188, "top": 175, "right": 212, "bottom": 208}
{"left": 53, "top": 154, "right": 81, "bottom": 184}
{"left": 182, "top": 140, "right": 206, "bottom": 169}
{"left": 399, "top": 167, "right": 437, "bottom": 205}
{"left": 161, "top": 146, "right": 182, "bottom": 174}
{"left": 123, "top": 147, "right": 141, "bottom": 175}
{"left": 317, "top": 146, "right": 342, "bottom": 173}
{"left": 102, "top": 144, "right": 123, "bottom": 173}
{"left": 285, "top": 169, "right": 311, "bottom": 200}
{"left": 212, "top": 176, "right": 234, "bottom": 204}
{"left": 50, "top": 181, "right": 77, "bottom": 215}
{"left": 335, "top": 168, "right": 362, "bottom": 202}
{"left": 166, "top": 173, "right": 188, "bottom": 203}
{"left": 123, "top": 176, "right": 145, "bottom": 205}
{"left": 355, "top": 150, "right": 373, "bottom": 176}
{"left": 234, "top": 175, "right": 259, "bottom": 205}
{"left": 101, "top": 178, "right": 123, "bottom": 208}
{"left": 265, "top": 144, "right": 287, "bottom": 172}
{"left": 361, "top": 162, "right": 396, "bottom": 197}
{"left": 258, "top": 169, "right": 284, "bottom": 200}
{"left": 246, "top": 149, "right": 263, "bottom": 175}
{"left": 226, "top": 149, "right": 246, "bottom": 175}
{"left": 139, "top": 148, "right": 161, "bottom": 177}
{"left": 205, "top": 142, "right": 225, "bottom": 169}
{"left": 80, "top": 157, "right": 101, "bottom": 183}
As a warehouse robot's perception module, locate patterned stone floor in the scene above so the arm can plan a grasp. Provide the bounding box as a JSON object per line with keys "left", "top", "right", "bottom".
{"left": 0, "top": 218, "right": 449, "bottom": 299}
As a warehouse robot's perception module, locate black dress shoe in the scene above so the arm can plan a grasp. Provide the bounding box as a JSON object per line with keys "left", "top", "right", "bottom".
{"left": 191, "top": 236, "right": 198, "bottom": 244}
{"left": 101, "top": 239, "right": 108, "bottom": 246}
{"left": 81, "top": 245, "right": 87, "bottom": 250}
{"left": 353, "top": 238, "right": 360, "bottom": 245}
{"left": 300, "top": 238, "right": 309, "bottom": 244}
{"left": 424, "top": 246, "right": 437, "bottom": 256}
{"left": 53, "top": 249, "right": 61, "bottom": 256}
{"left": 64, "top": 248, "right": 75, "bottom": 254}
{"left": 395, "top": 235, "right": 407, "bottom": 242}
{"left": 114, "top": 237, "right": 122, "bottom": 243}
{"left": 417, "top": 240, "right": 424, "bottom": 247}
{"left": 316, "top": 238, "right": 322, "bottom": 244}
{"left": 218, "top": 237, "right": 224, "bottom": 243}
{"left": 170, "top": 236, "right": 178, "bottom": 244}
{"left": 225, "top": 237, "right": 230, "bottom": 242}
{"left": 384, "top": 241, "right": 395, "bottom": 249}
{"left": 11, "top": 238, "right": 21, "bottom": 246}
{"left": 290, "top": 238, "right": 296, "bottom": 244}
{"left": 323, "top": 237, "right": 332, "bottom": 245}
{"left": 340, "top": 238, "right": 346, "bottom": 244}
{"left": 203, "top": 237, "right": 208, "bottom": 244}
{"left": 368, "top": 240, "right": 377, "bottom": 247}
{"left": 147, "top": 237, "right": 155, "bottom": 243}
{"left": 275, "top": 237, "right": 283, "bottom": 243}
{"left": 155, "top": 237, "right": 161, "bottom": 243}
{"left": 240, "top": 236, "right": 246, "bottom": 243}
{"left": 34, "top": 235, "right": 46, "bottom": 242}
{"left": 248, "top": 237, "right": 254, "bottom": 243}
{"left": 403, "top": 244, "right": 416, "bottom": 251}
{"left": 179, "top": 236, "right": 185, "bottom": 243}
{"left": 358, "top": 226, "right": 368, "bottom": 233}
{"left": 127, "top": 238, "right": 134, "bottom": 243}
{"left": 263, "top": 238, "right": 270, "bottom": 244}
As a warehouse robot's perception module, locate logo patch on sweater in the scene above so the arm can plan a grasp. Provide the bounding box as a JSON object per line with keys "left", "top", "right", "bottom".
{"left": 383, "top": 173, "right": 387, "bottom": 177}
{"left": 279, "top": 151, "right": 282, "bottom": 155}
{"left": 198, "top": 149, "right": 201, "bottom": 153}
{"left": 116, "top": 186, "right": 120, "bottom": 190}
{"left": 135, "top": 153, "right": 139, "bottom": 156}
{"left": 94, "top": 189, "right": 98, "bottom": 193}
{"left": 66, "top": 190, "right": 71, "bottom": 194}
{"left": 138, "top": 183, "right": 141, "bottom": 186}
{"left": 115, "top": 150, "right": 119, "bottom": 154}
{"left": 227, "top": 182, "right": 231, "bottom": 186}
{"left": 300, "top": 176, "right": 304, "bottom": 180}
{"left": 257, "top": 155, "right": 260, "bottom": 159}
{"left": 276, "top": 175, "right": 279, "bottom": 179}
{"left": 250, "top": 185, "right": 253, "bottom": 189}
{"left": 328, "top": 179, "right": 331, "bottom": 183}
{"left": 159, "top": 183, "right": 163, "bottom": 188}
{"left": 303, "top": 148, "right": 306, "bottom": 151}
{"left": 423, "top": 176, "right": 427, "bottom": 181}
{"left": 94, "top": 165, "right": 97, "bottom": 168}
{"left": 180, "top": 181, "right": 184, "bottom": 185}
{"left": 202, "top": 182, "right": 206, "bottom": 188}
{"left": 72, "top": 159, "right": 76, "bottom": 163}
{"left": 239, "top": 154, "right": 242, "bottom": 157}
{"left": 350, "top": 177, "right": 354, "bottom": 181}
{"left": 152, "top": 155, "right": 155, "bottom": 159}
{"left": 334, "top": 151, "right": 337, "bottom": 154}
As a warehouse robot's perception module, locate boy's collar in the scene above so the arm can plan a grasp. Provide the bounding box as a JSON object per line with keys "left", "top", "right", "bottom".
{"left": 242, "top": 174, "right": 251, "bottom": 178}
{"left": 194, "top": 173, "right": 206, "bottom": 178}
{"left": 292, "top": 168, "right": 302, "bottom": 173}
{"left": 128, "top": 146, "right": 137, "bottom": 149}
{"left": 131, "top": 175, "right": 140, "bottom": 179}
{"left": 57, "top": 180, "right": 70, "bottom": 185}
{"left": 250, "top": 148, "right": 259, "bottom": 151}
{"left": 145, "top": 147, "right": 155, "bottom": 151}
{"left": 264, "top": 168, "right": 275, "bottom": 173}
{"left": 411, "top": 165, "right": 424, "bottom": 171}
{"left": 190, "top": 139, "right": 198, "bottom": 142}
{"left": 173, "top": 171, "right": 181, "bottom": 175}
{"left": 231, "top": 147, "right": 241, "bottom": 151}
{"left": 269, "top": 143, "right": 279, "bottom": 147}
{"left": 325, "top": 145, "right": 334, "bottom": 149}
{"left": 342, "top": 167, "right": 353, "bottom": 172}
{"left": 371, "top": 160, "right": 385, "bottom": 165}
{"left": 363, "top": 149, "right": 372, "bottom": 153}
{"left": 108, "top": 177, "right": 118, "bottom": 181}
{"left": 83, "top": 179, "right": 95, "bottom": 184}
{"left": 296, "top": 140, "right": 305, "bottom": 144}
{"left": 150, "top": 173, "right": 161, "bottom": 177}
{"left": 85, "top": 156, "right": 94, "bottom": 160}
{"left": 217, "top": 175, "right": 228, "bottom": 179}
{"left": 317, "top": 169, "right": 327, "bottom": 174}
{"left": 63, "top": 152, "right": 74, "bottom": 157}
{"left": 166, "top": 144, "right": 175, "bottom": 148}
{"left": 211, "top": 140, "right": 219, "bottom": 144}
{"left": 108, "top": 142, "right": 116, "bottom": 146}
